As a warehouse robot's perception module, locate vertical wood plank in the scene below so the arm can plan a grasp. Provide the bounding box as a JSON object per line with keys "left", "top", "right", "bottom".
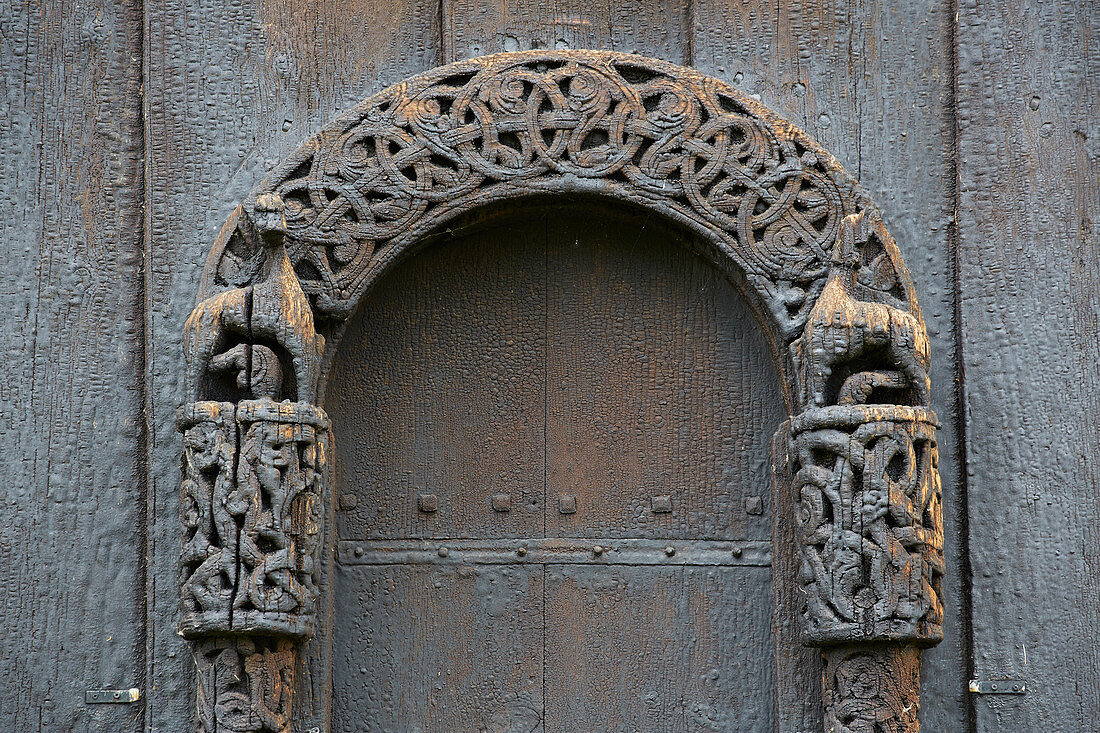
{"left": 956, "top": 1, "right": 1100, "bottom": 729}
{"left": 0, "top": 0, "right": 146, "bottom": 730}
{"left": 543, "top": 205, "right": 785, "bottom": 542}
{"left": 329, "top": 216, "right": 547, "bottom": 542}
{"left": 693, "top": 2, "right": 966, "bottom": 728}
{"left": 142, "top": 2, "right": 442, "bottom": 728}
{"left": 332, "top": 564, "right": 544, "bottom": 732}
{"left": 443, "top": 0, "right": 692, "bottom": 64}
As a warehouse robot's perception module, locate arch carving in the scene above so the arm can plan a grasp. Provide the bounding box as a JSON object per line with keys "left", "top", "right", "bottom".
{"left": 179, "top": 50, "right": 943, "bottom": 733}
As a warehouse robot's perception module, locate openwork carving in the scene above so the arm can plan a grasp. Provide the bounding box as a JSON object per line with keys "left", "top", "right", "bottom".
{"left": 790, "top": 405, "right": 943, "bottom": 645}
{"left": 203, "top": 52, "right": 876, "bottom": 337}
{"left": 180, "top": 51, "right": 943, "bottom": 733}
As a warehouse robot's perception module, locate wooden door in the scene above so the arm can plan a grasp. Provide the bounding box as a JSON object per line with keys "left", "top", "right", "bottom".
{"left": 326, "top": 201, "right": 785, "bottom": 731}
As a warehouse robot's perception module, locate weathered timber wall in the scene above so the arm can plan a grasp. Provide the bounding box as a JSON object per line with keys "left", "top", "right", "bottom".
{"left": 0, "top": 0, "right": 147, "bottom": 731}
{"left": 957, "top": 0, "right": 1100, "bottom": 729}
{"left": 0, "top": 0, "right": 1095, "bottom": 730}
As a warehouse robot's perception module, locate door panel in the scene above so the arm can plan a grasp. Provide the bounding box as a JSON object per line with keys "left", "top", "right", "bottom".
{"left": 332, "top": 563, "right": 545, "bottom": 733}
{"left": 328, "top": 202, "right": 783, "bottom": 730}
{"left": 335, "top": 221, "right": 548, "bottom": 540}
{"left": 544, "top": 217, "right": 784, "bottom": 541}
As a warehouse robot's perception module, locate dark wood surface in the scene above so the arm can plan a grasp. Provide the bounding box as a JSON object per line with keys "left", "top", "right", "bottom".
{"left": 328, "top": 205, "right": 780, "bottom": 731}
{"left": 1, "top": 0, "right": 1096, "bottom": 730}
{"left": 0, "top": 1, "right": 147, "bottom": 731}
{"left": 956, "top": 1, "right": 1100, "bottom": 729}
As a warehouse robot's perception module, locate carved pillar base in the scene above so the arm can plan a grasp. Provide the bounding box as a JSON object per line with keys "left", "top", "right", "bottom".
{"left": 822, "top": 643, "right": 921, "bottom": 733}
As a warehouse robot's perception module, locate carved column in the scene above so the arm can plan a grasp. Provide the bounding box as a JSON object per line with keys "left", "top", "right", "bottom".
{"left": 788, "top": 212, "right": 944, "bottom": 732}
{"left": 179, "top": 195, "right": 327, "bottom": 733}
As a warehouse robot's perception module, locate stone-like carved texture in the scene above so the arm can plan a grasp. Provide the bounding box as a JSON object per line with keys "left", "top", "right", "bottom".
{"left": 194, "top": 637, "right": 296, "bottom": 733}
{"left": 790, "top": 406, "right": 943, "bottom": 646}
{"left": 180, "top": 52, "right": 942, "bottom": 733}
{"left": 197, "top": 51, "right": 918, "bottom": 338}
{"left": 821, "top": 644, "right": 921, "bottom": 733}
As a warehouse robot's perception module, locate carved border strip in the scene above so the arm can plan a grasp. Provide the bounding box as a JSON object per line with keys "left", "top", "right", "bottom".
{"left": 179, "top": 50, "right": 943, "bottom": 733}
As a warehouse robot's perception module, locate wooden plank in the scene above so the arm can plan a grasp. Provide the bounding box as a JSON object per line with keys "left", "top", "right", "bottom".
{"left": 544, "top": 204, "right": 785, "bottom": 542}
{"left": 142, "top": 1, "right": 442, "bottom": 729}
{"left": 955, "top": 1, "right": 1100, "bottom": 729}
{"left": 443, "top": 0, "right": 691, "bottom": 64}
{"left": 543, "top": 564, "right": 775, "bottom": 731}
{"left": 0, "top": 0, "right": 146, "bottom": 731}
{"left": 331, "top": 563, "right": 544, "bottom": 732}
{"left": 543, "top": 564, "right": 689, "bottom": 731}
{"left": 692, "top": 1, "right": 967, "bottom": 728}
{"left": 329, "top": 213, "right": 547, "bottom": 541}
{"left": 682, "top": 567, "right": 776, "bottom": 732}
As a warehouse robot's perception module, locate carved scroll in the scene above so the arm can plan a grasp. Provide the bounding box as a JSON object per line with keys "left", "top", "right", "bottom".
{"left": 180, "top": 194, "right": 327, "bottom": 732}
{"left": 181, "top": 51, "right": 944, "bottom": 733}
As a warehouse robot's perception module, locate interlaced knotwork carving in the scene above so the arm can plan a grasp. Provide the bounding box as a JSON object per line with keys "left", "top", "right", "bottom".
{"left": 194, "top": 637, "right": 296, "bottom": 733}
{"left": 180, "top": 51, "right": 943, "bottom": 733}
{"left": 179, "top": 401, "right": 238, "bottom": 633}
{"left": 178, "top": 400, "right": 328, "bottom": 639}
{"left": 790, "top": 406, "right": 943, "bottom": 646}
{"left": 233, "top": 400, "right": 328, "bottom": 638}
{"left": 204, "top": 51, "right": 875, "bottom": 336}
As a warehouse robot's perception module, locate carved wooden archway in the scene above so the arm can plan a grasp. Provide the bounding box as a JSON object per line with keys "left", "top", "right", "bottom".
{"left": 178, "top": 50, "right": 943, "bottom": 733}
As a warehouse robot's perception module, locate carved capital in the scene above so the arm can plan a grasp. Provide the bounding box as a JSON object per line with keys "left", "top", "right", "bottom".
{"left": 789, "top": 405, "right": 943, "bottom": 646}
{"left": 178, "top": 400, "right": 329, "bottom": 640}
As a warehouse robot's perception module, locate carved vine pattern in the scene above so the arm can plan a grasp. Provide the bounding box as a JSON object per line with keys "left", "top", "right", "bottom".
{"left": 180, "top": 51, "right": 943, "bottom": 733}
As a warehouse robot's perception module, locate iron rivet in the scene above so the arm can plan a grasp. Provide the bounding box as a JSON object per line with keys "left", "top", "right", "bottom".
{"left": 418, "top": 493, "right": 439, "bottom": 513}
{"left": 559, "top": 494, "right": 577, "bottom": 514}
{"left": 732, "top": 545, "right": 743, "bottom": 558}
{"left": 113, "top": 692, "right": 120, "bottom": 700}
{"left": 664, "top": 546, "right": 676, "bottom": 557}
{"left": 991, "top": 683, "right": 998, "bottom": 691}
{"left": 516, "top": 546, "right": 527, "bottom": 557}
{"left": 353, "top": 546, "right": 364, "bottom": 558}
{"left": 593, "top": 545, "right": 605, "bottom": 556}
{"left": 438, "top": 546, "right": 449, "bottom": 558}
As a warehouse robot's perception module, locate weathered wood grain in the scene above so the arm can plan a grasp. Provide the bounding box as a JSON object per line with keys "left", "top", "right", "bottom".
{"left": 543, "top": 205, "right": 784, "bottom": 542}
{"left": 692, "top": 1, "right": 966, "bottom": 728}
{"left": 956, "top": 1, "right": 1100, "bottom": 729}
{"left": 330, "top": 211, "right": 548, "bottom": 542}
{"left": 443, "top": 0, "right": 691, "bottom": 64}
{"left": 0, "top": 0, "right": 146, "bottom": 730}
{"left": 142, "top": 1, "right": 442, "bottom": 728}
{"left": 543, "top": 564, "right": 774, "bottom": 732}
{"left": 332, "top": 563, "right": 545, "bottom": 733}
{"left": 327, "top": 203, "right": 783, "bottom": 729}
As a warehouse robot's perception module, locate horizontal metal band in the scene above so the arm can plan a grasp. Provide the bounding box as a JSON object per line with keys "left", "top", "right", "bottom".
{"left": 337, "top": 538, "right": 771, "bottom": 567}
